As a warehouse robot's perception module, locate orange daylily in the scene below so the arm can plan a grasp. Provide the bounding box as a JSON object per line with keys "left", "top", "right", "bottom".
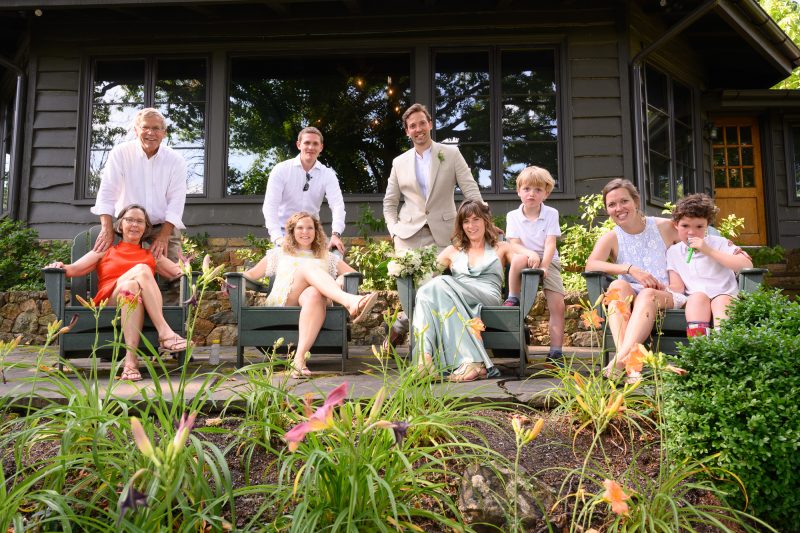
{"left": 608, "top": 299, "right": 631, "bottom": 321}
{"left": 581, "top": 308, "right": 604, "bottom": 329}
{"left": 602, "top": 478, "right": 630, "bottom": 515}
{"left": 603, "top": 288, "right": 624, "bottom": 305}
{"left": 466, "top": 317, "right": 485, "bottom": 340}
{"left": 625, "top": 343, "right": 648, "bottom": 374}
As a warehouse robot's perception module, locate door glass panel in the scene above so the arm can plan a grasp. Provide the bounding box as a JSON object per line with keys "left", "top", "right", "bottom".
{"left": 713, "top": 148, "right": 725, "bottom": 166}
{"left": 714, "top": 167, "right": 727, "bottom": 188}
{"left": 728, "top": 168, "right": 741, "bottom": 187}
{"left": 726, "top": 147, "right": 740, "bottom": 166}
{"left": 741, "top": 146, "right": 753, "bottom": 166}
{"left": 742, "top": 167, "right": 755, "bottom": 187}
{"left": 725, "top": 127, "right": 738, "bottom": 144}
{"left": 740, "top": 126, "right": 752, "bottom": 145}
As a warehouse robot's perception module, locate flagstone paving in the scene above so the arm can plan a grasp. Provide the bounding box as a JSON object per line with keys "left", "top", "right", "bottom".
{"left": 0, "top": 344, "right": 602, "bottom": 410}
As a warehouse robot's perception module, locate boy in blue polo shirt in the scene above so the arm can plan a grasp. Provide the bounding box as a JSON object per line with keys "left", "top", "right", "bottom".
{"left": 504, "top": 166, "right": 566, "bottom": 364}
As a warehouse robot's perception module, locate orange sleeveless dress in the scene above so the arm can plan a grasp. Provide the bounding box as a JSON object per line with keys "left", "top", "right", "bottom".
{"left": 93, "top": 242, "right": 156, "bottom": 304}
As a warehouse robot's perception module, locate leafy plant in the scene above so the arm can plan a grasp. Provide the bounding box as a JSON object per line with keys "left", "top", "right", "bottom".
{"left": 716, "top": 213, "right": 746, "bottom": 241}
{"left": 746, "top": 244, "right": 786, "bottom": 266}
{"left": 559, "top": 194, "right": 616, "bottom": 291}
{"left": 354, "top": 203, "right": 387, "bottom": 241}
{"left": 663, "top": 288, "right": 800, "bottom": 529}
{"left": 0, "top": 218, "right": 70, "bottom": 291}
{"left": 234, "top": 232, "right": 274, "bottom": 267}
{"left": 345, "top": 239, "right": 394, "bottom": 290}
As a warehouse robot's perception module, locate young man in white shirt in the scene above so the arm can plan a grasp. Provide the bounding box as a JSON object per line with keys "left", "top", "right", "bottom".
{"left": 261, "top": 127, "right": 346, "bottom": 254}
{"left": 91, "top": 108, "right": 187, "bottom": 262}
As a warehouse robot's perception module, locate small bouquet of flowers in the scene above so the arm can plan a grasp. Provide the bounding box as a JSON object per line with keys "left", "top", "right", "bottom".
{"left": 387, "top": 245, "right": 442, "bottom": 287}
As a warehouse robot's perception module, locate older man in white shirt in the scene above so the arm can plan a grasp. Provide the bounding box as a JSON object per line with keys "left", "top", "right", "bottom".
{"left": 91, "top": 107, "right": 187, "bottom": 261}
{"left": 261, "top": 127, "right": 346, "bottom": 254}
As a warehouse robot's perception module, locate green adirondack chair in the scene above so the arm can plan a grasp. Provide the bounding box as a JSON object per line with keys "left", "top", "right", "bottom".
{"left": 224, "top": 271, "right": 363, "bottom": 369}
{"left": 42, "top": 226, "right": 192, "bottom": 365}
{"left": 582, "top": 268, "right": 768, "bottom": 365}
{"left": 395, "top": 267, "right": 543, "bottom": 377}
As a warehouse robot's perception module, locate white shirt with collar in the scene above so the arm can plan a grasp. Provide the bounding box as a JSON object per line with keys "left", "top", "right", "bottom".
{"left": 505, "top": 203, "right": 561, "bottom": 260}
{"left": 91, "top": 140, "right": 187, "bottom": 229}
{"left": 414, "top": 146, "right": 432, "bottom": 199}
{"left": 262, "top": 155, "right": 346, "bottom": 242}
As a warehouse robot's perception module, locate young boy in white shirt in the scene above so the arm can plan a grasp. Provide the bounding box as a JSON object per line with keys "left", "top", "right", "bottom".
{"left": 666, "top": 194, "right": 753, "bottom": 336}
{"left": 504, "top": 166, "right": 566, "bottom": 363}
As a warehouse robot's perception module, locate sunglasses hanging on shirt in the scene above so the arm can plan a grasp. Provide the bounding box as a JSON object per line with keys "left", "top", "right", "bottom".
{"left": 303, "top": 172, "right": 312, "bottom": 192}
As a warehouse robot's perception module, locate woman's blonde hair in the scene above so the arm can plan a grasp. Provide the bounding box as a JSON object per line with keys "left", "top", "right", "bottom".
{"left": 451, "top": 199, "right": 499, "bottom": 250}
{"left": 282, "top": 212, "right": 329, "bottom": 258}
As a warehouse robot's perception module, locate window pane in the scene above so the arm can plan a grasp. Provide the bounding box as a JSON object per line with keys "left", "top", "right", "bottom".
{"left": 647, "top": 108, "right": 669, "bottom": 156}
{"left": 793, "top": 126, "right": 800, "bottom": 199}
{"left": 434, "top": 52, "right": 490, "bottom": 145}
{"left": 89, "top": 59, "right": 145, "bottom": 197}
{"left": 649, "top": 152, "right": 670, "bottom": 200}
{"left": 156, "top": 58, "right": 207, "bottom": 195}
{"left": 502, "top": 141, "right": 557, "bottom": 191}
{"left": 673, "top": 81, "right": 692, "bottom": 125}
{"left": 456, "top": 143, "right": 491, "bottom": 190}
{"left": 227, "top": 54, "right": 410, "bottom": 195}
{"left": 645, "top": 66, "right": 667, "bottom": 112}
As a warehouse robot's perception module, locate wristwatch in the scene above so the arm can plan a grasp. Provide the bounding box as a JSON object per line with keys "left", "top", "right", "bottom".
{"left": 332, "top": 232, "right": 342, "bottom": 238}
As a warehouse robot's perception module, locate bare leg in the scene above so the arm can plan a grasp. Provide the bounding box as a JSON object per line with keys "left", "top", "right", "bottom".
{"left": 112, "top": 278, "right": 145, "bottom": 375}
{"left": 685, "top": 293, "right": 712, "bottom": 324}
{"left": 506, "top": 253, "right": 528, "bottom": 297}
{"left": 604, "top": 280, "right": 636, "bottom": 358}
{"left": 112, "top": 264, "right": 182, "bottom": 342}
{"left": 710, "top": 294, "right": 734, "bottom": 327}
{"left": 293, "top": 287, "right": 326, "bottom": 372}
{"left": 545, "top": 289, "right": 565, "bottom": 350}
{"left": 612, "top": 288, "right": 673, "bottom": 369}
{"left": 284, "top": 264, "right": 364, "bottom": 316}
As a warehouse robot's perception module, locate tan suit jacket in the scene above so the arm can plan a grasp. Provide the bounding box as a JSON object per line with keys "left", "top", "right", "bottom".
{"left": 383, "top": 142, "right": 484, "bottom": 248}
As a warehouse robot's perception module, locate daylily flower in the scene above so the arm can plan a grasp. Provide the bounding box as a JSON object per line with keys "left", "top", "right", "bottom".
{"left": 665, "top": 364, "right": 688, "bottom": 376}
{"left": 130, "top": 417, "right": 158, "bottom": 464}
{"left": 602, "top": 478, "right": 630, "bottom": 515}
{"left": 171, "top": 412, "right": 197, "bottom": 456}
{"left": 603, "top": 288, "right": 624, "bottom": 305}
{"left": 182, "top": 292, "right": 198, "bottom": 307}
{"left": 118, "top": 289, "right": 142, "bottom": 305}
{"left": 178, "top": 251, "right": 195, "bottom": 277}
{"left": 625, "top": 344, "right": 648, "bottom": 374}
{"left": 465, "top": 317, "right": 485, "bottom": 340}
{"left": 511, "top": 414, "right": 543, "bottom": 445}
{"left": 581, "top": 308, "right": 603, "bottom": 329}
{"left": 116, "top": 469, "right": 149, "bottom": 527}
{"left": 604, "top": 391, "right": 624, "bottom": 417}
{"left": 220, "top": 279, "right": 236, "bottom": 297}
{"left": 375, "top": 420, "right": 410, "bottom": 447}
{"left": 608, "top": 299, "right": 631, "bottom": 321}
{"left": 57, "top": 314, "right": 79, "bottom": 336}
{"left": 573, "top": 372, "right": 586, "bottom": 391}
{"left": 0, "top": 334, "right": 23, "bottom": 384}
{"left": 284, "top": 382, "right": 348, "bottom": 452}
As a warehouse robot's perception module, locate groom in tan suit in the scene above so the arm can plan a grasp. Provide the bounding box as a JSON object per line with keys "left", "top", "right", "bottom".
{"left": 382, "top": 103, "right": 485, "bottom": 345}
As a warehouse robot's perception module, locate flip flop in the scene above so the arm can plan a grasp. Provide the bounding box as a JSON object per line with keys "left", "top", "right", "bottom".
{"left": 351, "top": 293, "right": 379, "bottom": 324}
{"left": 119, "top": 367, "right": 143, "bottom": 382}
{"left": 159, "top": 336, "right": 190, "bottom": 353}
{"left": 448, "top": 363, "right": 487, "bottom": 383}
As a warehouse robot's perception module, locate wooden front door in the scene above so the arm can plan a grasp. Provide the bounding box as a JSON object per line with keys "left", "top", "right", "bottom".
{"left": 711, "top": 117, "right": 766, "bottom": 245}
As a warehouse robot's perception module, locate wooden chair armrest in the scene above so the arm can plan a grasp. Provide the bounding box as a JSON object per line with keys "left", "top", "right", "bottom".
{"left": 519, "top": 268, "right": 544, "bottom": 316}
{"left": 582, "top": 271, "right": 615, "bottom": 303}
{"left": 42, "top": 267, "right": 67, "bottom": 320}
{"left": 343, "top": 272, "right": 363, "bottom": 295}
{"left": 738, "top": 267, "right": 768, "bottom": 293}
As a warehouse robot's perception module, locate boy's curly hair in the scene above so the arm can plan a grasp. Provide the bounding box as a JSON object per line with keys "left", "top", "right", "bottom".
{"left": 672, "top": 193, "right": 719, "bottom": 224}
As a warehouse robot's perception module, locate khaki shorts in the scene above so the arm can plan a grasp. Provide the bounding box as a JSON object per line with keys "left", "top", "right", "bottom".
{"left": 542, "top": 260, "right": 565, "bottom": 295}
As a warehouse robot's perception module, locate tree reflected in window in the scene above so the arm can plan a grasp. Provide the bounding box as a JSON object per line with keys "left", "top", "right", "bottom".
{"left": 88, "top": 58, "right": 207, "bottom": 197}
{"left": 434, "top": 48, "right": 558, "bottom": 193}
{"left": 227, "top": 54, "right": 411, "bottom": 196}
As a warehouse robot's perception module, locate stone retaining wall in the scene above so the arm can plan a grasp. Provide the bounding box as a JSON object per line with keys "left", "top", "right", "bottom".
{"left": 0, "top": 289, "right": 598, "bottom": 348}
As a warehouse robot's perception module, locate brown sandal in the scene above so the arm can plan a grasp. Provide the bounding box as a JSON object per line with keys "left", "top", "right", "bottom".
{"left": 448, "top": 363, "right": 487, "bottom": 383}
{"left": 351, "top": 293, "right": 379, "bottom": 324}
{"left": 119, "top": 366, "right": 143, "bottom": 382}
{"left": 159, "top": 336, "right": 190, "bottom": 353}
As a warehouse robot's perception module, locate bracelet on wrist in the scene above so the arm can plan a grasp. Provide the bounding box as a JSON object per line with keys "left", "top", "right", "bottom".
{"left": 625, "top": 264, "right": 632, "bottom": 274}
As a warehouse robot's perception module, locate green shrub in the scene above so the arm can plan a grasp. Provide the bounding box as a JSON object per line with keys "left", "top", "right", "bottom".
{"left": 0, "top": 218, "right": 70, "bottom": 291}
{"left": 559, "top": 194, "right": 615, "bottom": 291}
{"left": 746, "top": 245, "right": 786, "bottom": 267}
{"left": 346, "top": 240, "right": 394, "bottom": 290}
{"left": 233, "top": 232, "right": 273, "bottom": 267}
{"left": 354, "top": 203, "right": 387, "bottom": 241}
{"left": 663, "top": 289, "right": 800, "bottom": 530}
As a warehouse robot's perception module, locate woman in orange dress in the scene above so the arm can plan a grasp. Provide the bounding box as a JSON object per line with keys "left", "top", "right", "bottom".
{"left": 46, "top": 204, "right": 186, "bottom": 381}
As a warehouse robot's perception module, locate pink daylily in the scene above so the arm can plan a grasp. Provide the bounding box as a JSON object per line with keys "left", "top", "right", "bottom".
{"left": 171, "top": 412, "right": 197, "bottom": 455}
{"left": 284, "top": 382, "right": 348, "bottom": 452}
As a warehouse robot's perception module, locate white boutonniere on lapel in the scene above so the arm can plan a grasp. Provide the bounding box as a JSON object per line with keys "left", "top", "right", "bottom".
{"left": 437, "top": 150, "right": 445, "bottom": 163}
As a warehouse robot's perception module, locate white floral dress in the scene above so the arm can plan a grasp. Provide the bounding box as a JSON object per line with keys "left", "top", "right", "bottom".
{"left": 261, "top": 248, "right": 339, "bottom": 306}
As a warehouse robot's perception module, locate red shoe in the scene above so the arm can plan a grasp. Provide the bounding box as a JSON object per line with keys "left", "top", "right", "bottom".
{"left": 502, "top": 297, "right": 520, "bottom": 307}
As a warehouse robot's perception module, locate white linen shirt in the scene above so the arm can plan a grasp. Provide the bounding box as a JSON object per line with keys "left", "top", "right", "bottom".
{"left": 91, "top": 140, "right": 187, "bottom": 229}
{"left": 505, "top": 204, "right": 561, "bottom": 261}
{"left": 262, "top": 155, "right": 346, "bottom": 242}
{"left": 666, "top": 236, "right": 739, "bottom": 299}
{"left": 413, "top": 147, "right": 432, "bottom": 199}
